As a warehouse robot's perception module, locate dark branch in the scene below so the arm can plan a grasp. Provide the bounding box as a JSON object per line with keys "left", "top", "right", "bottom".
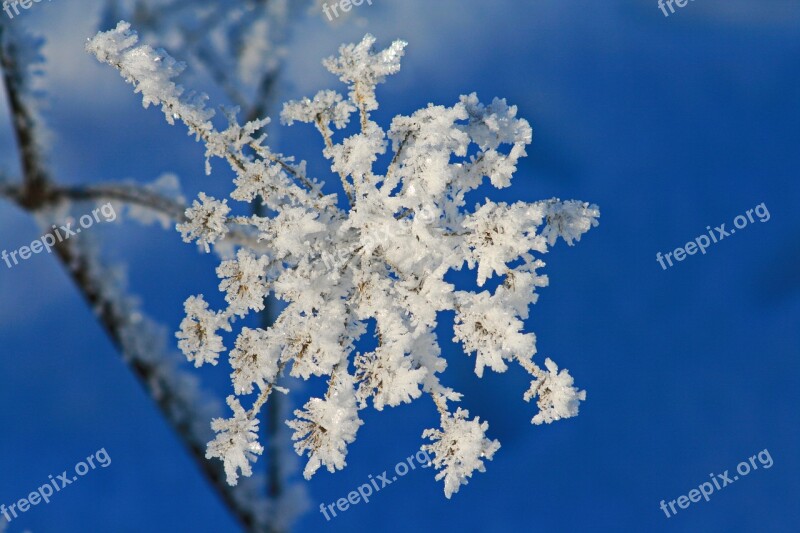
{"left": 51, "top": 236, "right": 265, "bottom": 532}
{"left": 0, "top": 25, "right": 48, "bottom": 207}
{"left": 0, "top": 22, "right": 268, "bottom": 533}
{"left": 52, "top": 183, "right": 187, "bottom": 220}
{"left": 0, "top": 177, "right": 21, "bottom": 203}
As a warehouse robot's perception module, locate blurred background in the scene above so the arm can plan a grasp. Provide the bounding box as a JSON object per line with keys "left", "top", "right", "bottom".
{"left": 0, "top": 0, "right": 798, "bottom": 531}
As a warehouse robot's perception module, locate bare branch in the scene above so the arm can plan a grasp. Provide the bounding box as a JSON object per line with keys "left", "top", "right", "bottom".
{"left": 0, "top": 177, "right": 21, "bottom": 202}
{"left": 245, "top": 70, "right": 279, "bottom": 125}
{"left": 0, "top": 24, "right": 48, "bottom": 206}
{"left": 51, "top": 182, "right": 187, "bottom": 220}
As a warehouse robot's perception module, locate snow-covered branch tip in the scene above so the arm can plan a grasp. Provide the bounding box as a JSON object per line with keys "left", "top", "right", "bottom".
{"left": 88, "top": 26, "right": 599, "bottom": 496}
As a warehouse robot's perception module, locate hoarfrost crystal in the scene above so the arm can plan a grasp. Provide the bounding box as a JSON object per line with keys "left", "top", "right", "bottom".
{"left": 89, "top": 25, "right": 599, "bottom": 497}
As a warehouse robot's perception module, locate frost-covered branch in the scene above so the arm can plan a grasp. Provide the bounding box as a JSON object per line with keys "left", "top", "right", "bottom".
{"left": 103, "top": 0, "right": 316, "bottom": 126}
{"left": 1, "top": 177, "right": 267, "bottom": 253}
{"left": 87, "top": 21, "right": 333, "bottom": 216}
{"left": 90, "top": 27, "right": 600, "bottom": 499}
{"left": 1, "top": 20, "right": 276, "bottom": 532}
{"left": 48, "top": 236, "right": 270, "bottom": 530}
{"left": 96, "top": 5, "right": 323, "bottom": 528}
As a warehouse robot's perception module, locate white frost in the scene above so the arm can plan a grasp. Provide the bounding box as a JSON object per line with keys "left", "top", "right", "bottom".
{"left": 525, "top": 358, "right": 587, "bottom": 425}
{"left": 88, "top": 29, "right": 598, "bottom": 496}
{"left": 206, "top": 396, "right": 265, "bottom": 486}
{"left": 422, "top": 408, "right": 501, "bottom": 498}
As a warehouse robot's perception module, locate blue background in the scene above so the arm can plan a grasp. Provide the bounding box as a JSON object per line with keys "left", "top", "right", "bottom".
{"left": 0, "top": 0, "right": 798, "bottom": 531}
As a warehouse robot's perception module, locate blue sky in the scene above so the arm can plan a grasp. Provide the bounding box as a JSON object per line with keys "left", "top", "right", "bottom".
{"left": 0, "top": 1, "right": 798, "bottom": 531}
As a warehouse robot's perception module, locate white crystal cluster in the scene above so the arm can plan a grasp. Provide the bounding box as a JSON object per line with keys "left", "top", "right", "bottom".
{"left": 89, "top": 24, "right": 598, "bottom": 495}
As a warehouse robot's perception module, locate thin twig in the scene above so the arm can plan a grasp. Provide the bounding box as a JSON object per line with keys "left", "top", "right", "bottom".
{"left": 430, "top": 391, "right": 448, "bottom": 417}
{"left": 315, "top": 114, "right": 354, "bottom": 206}
{"left": 52, "top": 183, "right": 186, "bottom": 220}
{"left": 385, "top": 130, "right": 412, "bottom": 184}
{"left": 249, "top": 361, "right": 287, "bottom": 418}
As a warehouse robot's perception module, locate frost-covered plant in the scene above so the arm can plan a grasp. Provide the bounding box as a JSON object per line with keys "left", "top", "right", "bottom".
{"left": 100, "top": 0, "right": 334, "bottom": 120}
{"left": 88, "top": 24, "right": 599, "bottom": 498}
